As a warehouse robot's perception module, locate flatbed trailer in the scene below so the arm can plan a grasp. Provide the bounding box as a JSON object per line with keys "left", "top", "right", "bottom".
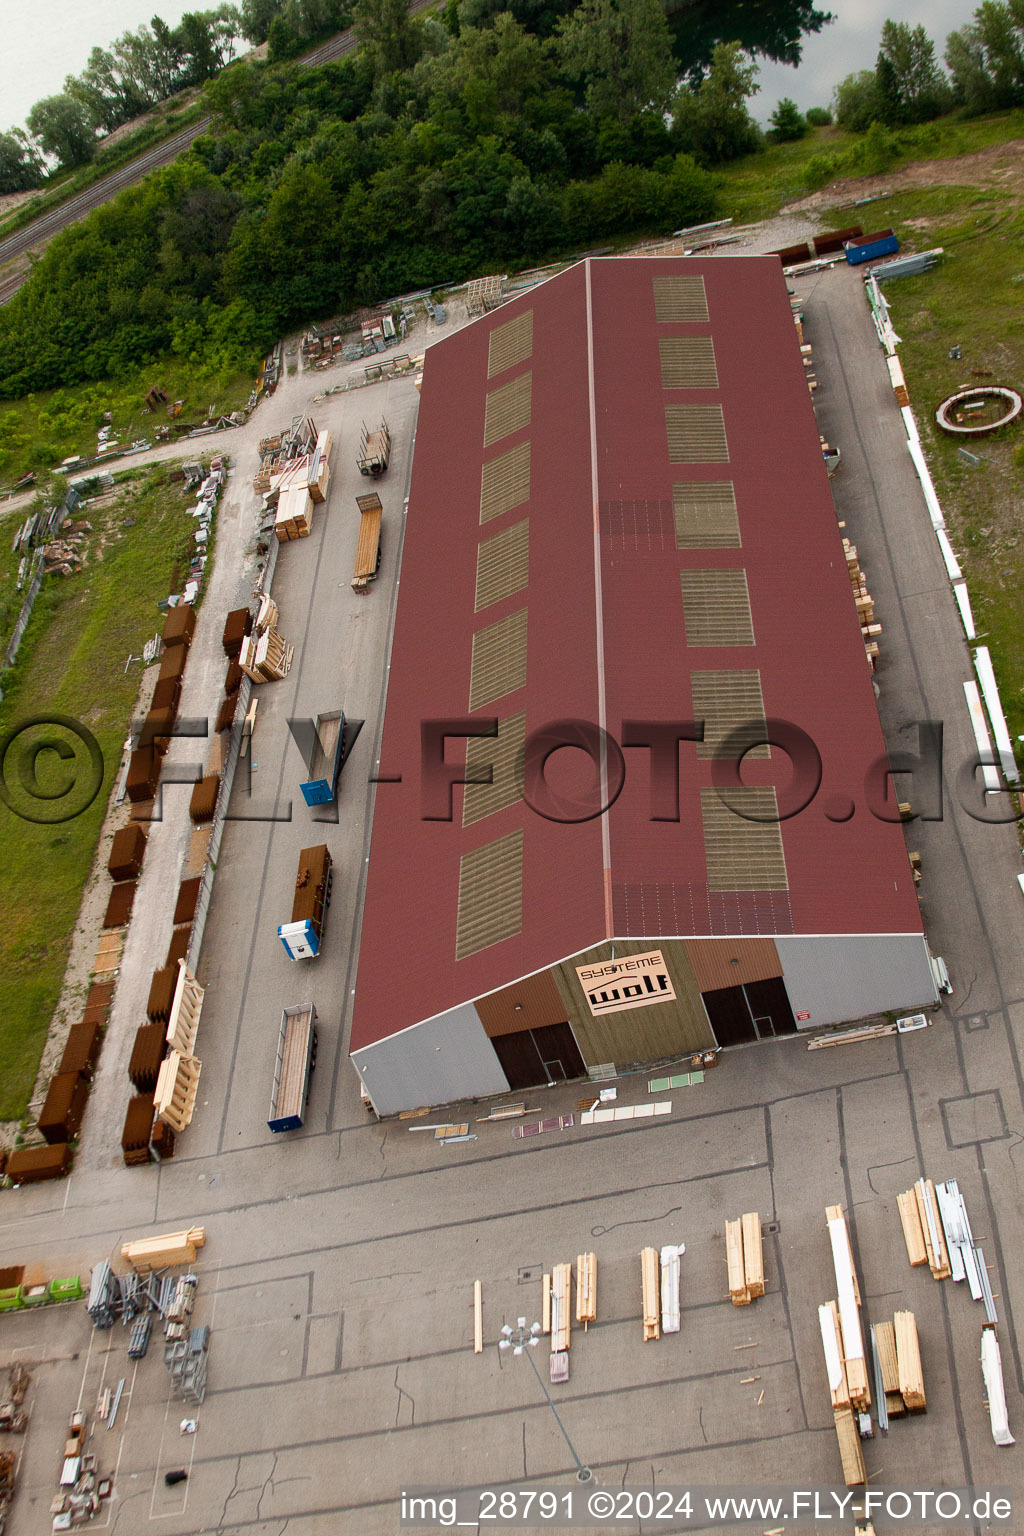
{"left": 357, "top": 419, "right": 391, "bottom": 475}
{"left": 267, "top": 1004, "right": 317, "bottom": 1132}
{"left": 352, "top": 491, "right": 383, "bottom": 593}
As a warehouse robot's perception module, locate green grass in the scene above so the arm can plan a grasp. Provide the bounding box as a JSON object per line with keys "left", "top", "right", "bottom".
{"left": 817, "top": 182, "right": 1024, "bottom": 753}
{"left": 0, "top": 466, "right": 202, "bottom": 1118}
{"left": 714, "top": 111, "right": 1024, "bottom": 224}
{"left": 0, "top": 356, "right": 252, "bottom": 492}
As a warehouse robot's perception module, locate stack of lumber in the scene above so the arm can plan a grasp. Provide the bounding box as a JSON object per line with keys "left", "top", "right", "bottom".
{"left": 833, "top": 1405, "right": 866, "bottom": 1487}
{"left": 274, "top": 484, "right": 314, "bottom": 542}
{"left": 826, "top": 1205, "right": 870, "bottom": 1410}
{"left": 874, "top": 1319, "right": 906, "bottom": 1418}
{"left": 897, "top": 1180, "right": 951, "bottom": 1279}
{"left": 843, "top": 538, "right": 881, "bottom": 671}
{"left": 819, "top": 1301, "right": 852, "bottom": 1410}
{"left": 725, "top": 1213, "right": 764, "bottom": 1305}
{"left": 550, "top": 1263, "right": 571, "bottom": 1353}
{"left": 121, "top": 1227, "right": 205, "bottom": 1273}
{"left": 575, "top": 1253, "right": 597, "bottom": 1328}
{"left": 240, "top": 627, "right": 291, "bottom": 682}
{"left": 308, "top": 429, "right": 333, "bottom": 503}
{"left": 641, "top": 1246, "right": 660, "bottom": 1341}
{"left": 887, "top": 353, "right": 910, "bottom": 408}
{"left": 894, "top": 1310, "right": 926, "bottom": 1411}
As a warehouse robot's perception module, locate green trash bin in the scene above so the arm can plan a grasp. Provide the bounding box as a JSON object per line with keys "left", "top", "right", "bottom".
{"left": 48, "top": 1276, "right": 84, "bottom": 1304}
{"left": 0, "top": 1286, "right": 24, "bottom": 1312}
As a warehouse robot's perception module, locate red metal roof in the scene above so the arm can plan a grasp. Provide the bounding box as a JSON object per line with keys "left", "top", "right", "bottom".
{"left": 349, "top": 257, "right": 923, "bottom": 1053}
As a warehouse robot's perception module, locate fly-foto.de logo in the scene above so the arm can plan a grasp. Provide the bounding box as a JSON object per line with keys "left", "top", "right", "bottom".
{"left": 575, "top": 950, "right": 677, "bottom": 1017}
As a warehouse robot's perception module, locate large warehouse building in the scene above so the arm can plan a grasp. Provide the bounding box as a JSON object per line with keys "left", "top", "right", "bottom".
{"left": 349, "top": 256, "right": 939, "bottom": 1117}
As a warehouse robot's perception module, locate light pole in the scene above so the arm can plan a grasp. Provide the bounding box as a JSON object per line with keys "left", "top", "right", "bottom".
{"left": 499, "top": 1318, "right": 592, "bottom": 1483}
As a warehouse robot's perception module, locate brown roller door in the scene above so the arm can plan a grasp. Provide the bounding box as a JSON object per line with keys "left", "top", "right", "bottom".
{"left": 685, "top": 938, "right": 782, "bottom": 994}
{"left": 476, "top": 971, "right": 568, "bottom": 1037}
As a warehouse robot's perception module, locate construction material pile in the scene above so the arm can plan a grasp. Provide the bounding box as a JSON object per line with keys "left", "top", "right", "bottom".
{"left": 253, "top": 413, "right": 317, "bottom": 493}
{"left": 843, "top": 538, "right": 882, "bottom": 671}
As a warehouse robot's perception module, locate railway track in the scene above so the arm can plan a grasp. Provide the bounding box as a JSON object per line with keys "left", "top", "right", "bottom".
{"left": 0, "top": 1, "right": 440, "bottom": 303}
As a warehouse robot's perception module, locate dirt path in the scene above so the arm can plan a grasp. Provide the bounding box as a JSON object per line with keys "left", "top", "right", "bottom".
{"left": 781, "top": 136, "right": 1024, "bottom": 216}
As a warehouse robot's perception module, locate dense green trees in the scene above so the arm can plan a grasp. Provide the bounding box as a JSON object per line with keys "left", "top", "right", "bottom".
{"left": 946, "top": 0, "right": 1024, "bottom": 111}
{"left": 0, "top": 131, "right": 44, "bottom": 194}
{"left": 875, "top": 20, "right": 949, "bottom": 124}
{"left": 673, "top": 42, "right": 763, "bottom": 163}
{"left": 0, "top": 0, "right": 841, "bottom": 399}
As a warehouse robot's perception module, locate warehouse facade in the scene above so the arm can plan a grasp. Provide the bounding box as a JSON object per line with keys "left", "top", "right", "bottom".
{"left": 349, "top": 256, "right": 938, "bottom": 1117}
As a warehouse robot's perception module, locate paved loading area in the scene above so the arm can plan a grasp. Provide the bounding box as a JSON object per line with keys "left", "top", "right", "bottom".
{"left": 1, "top": 265, "right": 1023, "bottom": 1535}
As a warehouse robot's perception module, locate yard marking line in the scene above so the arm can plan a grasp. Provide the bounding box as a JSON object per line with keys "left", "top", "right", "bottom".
{"left": 61, "top": 1171, "right": 75, "bottom": 1215}
{"left": 74, "top": 1313, "right": 97, "bottom": 1415}
{"left": 96, "top": 1361, "right": 139, "bottom": 1530}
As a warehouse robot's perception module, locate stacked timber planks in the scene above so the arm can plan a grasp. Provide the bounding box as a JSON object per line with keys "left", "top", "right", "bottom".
{"left": 725, "top": 1214, "right": 764, "bottom": 1304}
{"left": 897, "top": 1189, "right": 928, "bottom": 1267}
{"left": 641, "top": 1247, "right": 660, "bottom": 1341}
{"left": 274, "top": 484, "right": 314, "bottom": 541}
{"left": 121, "top": 1227, "right": 205, "bottom": 1273}
{"left": 240, "top": 627, "right": 291, "bottom": 682}
{"left": 818, "top": 1301, "right": 851, "bottom": 1411}
{"left": 834, "top": 1406, "right": 867, "bottom": 1487}
{"left": 897, "top": 1179, "right": 951, "bottom": 1278}
{"left": 874, "top": 1320, "right": 906, "bottom": 1418}
{"left": 844, "top": 538, "right": 882, "bottom": 671}
{"left": 741, "top": 1213, "right": 764, "bottom": 1298}
{"left": 550, "top": 1264, "right": 571, "bottom": 1354}
{"left": 894, "top": 1310, "right": 926, "bottom": 1412}
{"left": 575, "top": 1253, "right": 597, "bottom": 1328}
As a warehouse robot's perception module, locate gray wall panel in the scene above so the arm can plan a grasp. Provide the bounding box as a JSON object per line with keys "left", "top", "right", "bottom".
{"left": 775, "top": 935, "right": 937, "bottom": 1028}
{"left": 352, "top": 1002, "right": 509, "bottom": 1116}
